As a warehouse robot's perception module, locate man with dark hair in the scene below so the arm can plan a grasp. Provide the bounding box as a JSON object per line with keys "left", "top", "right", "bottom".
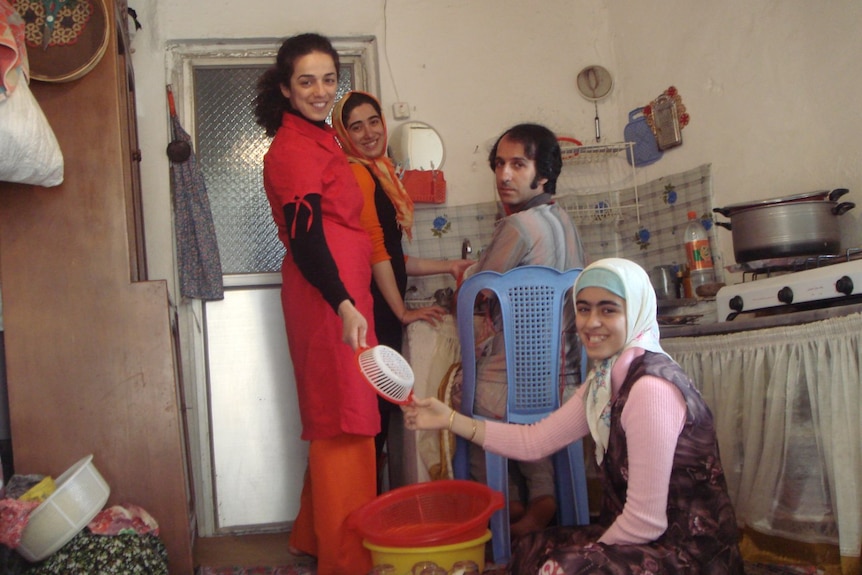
{"left": 487, "top": 122, "right": 563, "bottom": 196}
{"left": 464, "top": 123, "right": 587, "bottom": 536}
{"left": 478, "top": 122, "right": 584, "bottom": 283}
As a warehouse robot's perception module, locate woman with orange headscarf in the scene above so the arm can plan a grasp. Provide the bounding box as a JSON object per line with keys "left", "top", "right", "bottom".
{"left": 333, "top": 91, "right": 473, "bottom": 490}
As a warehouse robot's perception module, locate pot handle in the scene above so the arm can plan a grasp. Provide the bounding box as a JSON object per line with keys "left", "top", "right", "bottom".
{"left": 829, "top": 188, "right": 850, "bottom": 202}
{"left": 832, "top": 201, "right": 855, "bottom": 216}
{"left": 714, "top": 220, "right": 732, "bottom": 231}
{"left": 712, "top": 206, "right": 731, "bottom": 218}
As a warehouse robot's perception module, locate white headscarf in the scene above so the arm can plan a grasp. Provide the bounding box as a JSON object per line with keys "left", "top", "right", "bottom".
{"left": 574, "top": 258, "right": 669, "bottom": 464}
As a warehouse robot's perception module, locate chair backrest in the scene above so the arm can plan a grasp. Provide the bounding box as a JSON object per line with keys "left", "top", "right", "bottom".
{"left": 456, "top": 265, "right": 581, "bottom": 424}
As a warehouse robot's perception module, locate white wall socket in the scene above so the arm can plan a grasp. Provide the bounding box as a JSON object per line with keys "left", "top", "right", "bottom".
{"left": 392, "top": 102, "right": 411, "bottom": 120}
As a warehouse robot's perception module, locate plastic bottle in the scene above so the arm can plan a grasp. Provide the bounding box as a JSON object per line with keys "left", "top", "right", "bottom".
{"left": 683, "top": 211, "right": 715, "bottom": 296}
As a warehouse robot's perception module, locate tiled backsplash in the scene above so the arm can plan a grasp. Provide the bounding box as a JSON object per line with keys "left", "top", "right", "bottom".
{"left": 404, "top": 163, "right": 720, "bottom": 295}
{"left": 404, "top": 200, "right": 501, "bottom": 297}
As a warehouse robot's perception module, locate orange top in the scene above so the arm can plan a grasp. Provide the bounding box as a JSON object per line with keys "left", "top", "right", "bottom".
{"left": 354, "top": 163, "right": 410, "bottom": 268}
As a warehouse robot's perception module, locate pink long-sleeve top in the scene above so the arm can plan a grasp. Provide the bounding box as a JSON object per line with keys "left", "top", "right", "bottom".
{"left": 482, "top": 347, "right": 687, "bottom": 545}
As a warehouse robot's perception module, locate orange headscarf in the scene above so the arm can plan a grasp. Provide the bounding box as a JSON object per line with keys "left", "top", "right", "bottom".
{"left": 332, "top": 91, "right": 414, "bottom": 240}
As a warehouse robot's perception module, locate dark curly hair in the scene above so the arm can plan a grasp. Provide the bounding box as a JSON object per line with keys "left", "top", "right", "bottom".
{"left": 253, "top": 33, "right": 340, "bottom": 137}
{"left": 488, "top": 123, "right": 562, "bottom": 195}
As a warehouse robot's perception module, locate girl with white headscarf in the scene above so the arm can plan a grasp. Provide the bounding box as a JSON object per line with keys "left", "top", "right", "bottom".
{"left": 404, "top": 258, "right": 743, "bottom": 574}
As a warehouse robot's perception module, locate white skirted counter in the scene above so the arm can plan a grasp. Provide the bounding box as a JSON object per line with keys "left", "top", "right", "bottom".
{"left": 401, "top": 315, "right": 461, "bottom": 484}
{"left": 662, "top": 311, "right": 862, "bottom": 567}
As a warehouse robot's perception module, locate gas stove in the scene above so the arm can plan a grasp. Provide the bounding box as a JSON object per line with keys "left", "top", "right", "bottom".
{"left": 716, "top": 257, "right": 862, "bottom": 321}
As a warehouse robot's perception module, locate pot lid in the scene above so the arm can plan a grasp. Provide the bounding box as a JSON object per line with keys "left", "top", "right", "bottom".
{"left": 716, "top": 188, "right": 848, "bottom": 216}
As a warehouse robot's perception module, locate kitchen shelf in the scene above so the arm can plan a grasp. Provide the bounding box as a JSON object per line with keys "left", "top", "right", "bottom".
{"left": 560, "top": 141, "right": 635, "bottom": 166}
{"left": 557, "top": 142, "right": 641, "bottom": 225}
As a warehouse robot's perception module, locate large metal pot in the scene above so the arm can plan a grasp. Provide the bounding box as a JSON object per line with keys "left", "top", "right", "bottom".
{"left": 713, "top": 188, "right": 854, "bottom": 263}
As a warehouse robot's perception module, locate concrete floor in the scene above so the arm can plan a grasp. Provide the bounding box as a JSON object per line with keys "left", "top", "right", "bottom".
{"left": 193, "top": 531, "right": 299, "bottom": 569}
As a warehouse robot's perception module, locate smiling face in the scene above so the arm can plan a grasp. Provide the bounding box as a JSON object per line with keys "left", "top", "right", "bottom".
{"left": 575, "top": 286, "right": 628, "bottom": 361}
{"left": 279, "top": 51, "right": 338, "bottom": 122}
{"left": 345, "top": 102, "right": 386, "bottom": 158}
{"left": 493, "top": 135, "right": 547, "bottom": 208}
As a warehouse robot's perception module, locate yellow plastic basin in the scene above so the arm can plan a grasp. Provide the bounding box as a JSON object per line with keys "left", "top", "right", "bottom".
{"left": 363, "top": 529, "right": 490, "bottom": 575}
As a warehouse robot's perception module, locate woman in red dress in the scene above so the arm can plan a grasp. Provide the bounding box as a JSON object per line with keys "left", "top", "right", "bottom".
{"left": 254, "top": 33, "right": 378, "bottom": 575}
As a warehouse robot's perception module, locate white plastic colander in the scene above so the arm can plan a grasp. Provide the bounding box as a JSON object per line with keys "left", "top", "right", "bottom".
{"left": 356, "top": 345, "right": 415, "bottom": 405}
{"left": 17, "top": 454, "right": 110, "bottom": 562}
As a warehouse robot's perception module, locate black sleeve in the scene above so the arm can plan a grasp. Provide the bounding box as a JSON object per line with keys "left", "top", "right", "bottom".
{"left": 283, "top": 194, "right": 353, "bottom": 313}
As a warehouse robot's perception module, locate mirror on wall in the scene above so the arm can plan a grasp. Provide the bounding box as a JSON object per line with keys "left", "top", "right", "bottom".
{"left": 389, "top": 121, "right": 444, "bottom": 171}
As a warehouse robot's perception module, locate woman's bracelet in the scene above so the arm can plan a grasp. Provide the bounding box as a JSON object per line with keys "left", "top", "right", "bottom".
{"left": 447, "top": 409, "right": 456, "bottom": 431}
{"left": 468, "top": 419, "right": 478, "bottom": 442}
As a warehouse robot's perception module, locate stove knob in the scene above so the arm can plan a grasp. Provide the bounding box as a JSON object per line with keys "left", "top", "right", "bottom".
{"left": 778, "top": 286, "right": 794, "bottom": 304}
{"left": 836, "top": 275, "right": 854, "bottom": 295}
{"left": 728, "top": 295, "right": 744, "bottom": 312}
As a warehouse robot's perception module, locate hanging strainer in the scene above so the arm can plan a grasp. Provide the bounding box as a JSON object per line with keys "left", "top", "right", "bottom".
{"left": 356, "top": 345, "right": 415, "bottom": 405}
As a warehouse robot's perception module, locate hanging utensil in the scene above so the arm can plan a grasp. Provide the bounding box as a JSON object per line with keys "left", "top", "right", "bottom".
{"left": 166, "top": 86, "right": 191, "bottom": 163}
{"left": 164, "top": 84, "right": 225, "bottom": 301}
{"left": 356, "top": 345, "right": 415, "bottom": 405}
{"left": 576, "top": 65, "right": 614, "bottom": 142}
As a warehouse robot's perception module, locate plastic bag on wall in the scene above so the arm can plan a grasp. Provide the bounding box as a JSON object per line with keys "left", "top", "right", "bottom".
{"left": 0, "top": 68, "right": 64, "bottom": 187}
{"left": 624, "top": 107, "right": 662, "bottom": 167}
{"left": 402, "top": 169, "right": 446, "bottom": 204}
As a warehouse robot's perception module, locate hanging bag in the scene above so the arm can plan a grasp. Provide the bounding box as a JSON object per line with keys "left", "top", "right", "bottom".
{"left": 0, "top": 69, "right": 64, "bottom": 186}
{"left": 401, "top": 169, "right": 447, "bottom": 204}
{"left": 624, "top": 107, "right": 663, "bottom": 167}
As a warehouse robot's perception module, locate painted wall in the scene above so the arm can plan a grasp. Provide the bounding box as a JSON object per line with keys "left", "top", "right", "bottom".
{"left": 607, "top": 0, "right": 862, "bottom": 252}
{"left": 129, "top": 0, "right": 862, "bottom": 293}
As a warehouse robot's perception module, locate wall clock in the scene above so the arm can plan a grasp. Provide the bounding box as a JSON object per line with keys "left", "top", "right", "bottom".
{"left": 12, "top": 0, "right": 109, "bottom": 83}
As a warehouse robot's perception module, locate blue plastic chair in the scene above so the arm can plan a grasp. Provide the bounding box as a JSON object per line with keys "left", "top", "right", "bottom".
{"left": 453, "top": 265, "right": 590, "bottom": 565}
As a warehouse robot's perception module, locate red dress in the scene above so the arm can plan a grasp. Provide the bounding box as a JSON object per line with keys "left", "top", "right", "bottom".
{"left": 263, "top": 112, "right": 379, "bottom": 440}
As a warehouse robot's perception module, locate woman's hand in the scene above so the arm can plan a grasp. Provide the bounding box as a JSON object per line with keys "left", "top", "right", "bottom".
{"left": 401, "top": 305, "right": 447, "bottom": 327}
{"left": 450, "top": 259, "right": 477, "bottom": 283}
{"left": 405, "top": 397, "right": 485, "bottom": 445}
{"left": 402, "top": 397, "right": 451, "bottom": 431}
{"left": 337, "top": 300, "right": 368, "bottom": 351}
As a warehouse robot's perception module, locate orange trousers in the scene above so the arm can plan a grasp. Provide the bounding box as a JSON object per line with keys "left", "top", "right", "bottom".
{"left": 288, "top": 434, "right": 376, "bottom": 575}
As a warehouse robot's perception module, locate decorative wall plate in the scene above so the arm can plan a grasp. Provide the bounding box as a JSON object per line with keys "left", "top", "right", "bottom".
{"left": 12, "top": 0, "right": 109, "bottom": 83}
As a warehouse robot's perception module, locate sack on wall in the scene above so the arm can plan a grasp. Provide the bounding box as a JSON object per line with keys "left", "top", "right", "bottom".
{"left": 401, "top": 169, "right": 446, "bottom": 204}
{"left": 0, "top": 68, "right": 64, "bottom": 187}
{"left": 623, "top": 107, "right": 662, "bottom": 167}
